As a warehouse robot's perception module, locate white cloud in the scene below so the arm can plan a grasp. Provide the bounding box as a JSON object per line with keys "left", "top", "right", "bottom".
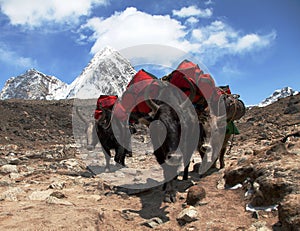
{"left": 233, "top": 32, "right": 276, "bottom": 53}
{"left": 172, "top": 6, "right": 212, "bottom": 18}
{"left": 235, "top": 34, "right": 260, "bottom": 51}
{"left": 186, "top": 17, "right": 199, "bottom": 24}
{"left": 80, "top": 7, "right": 199, "bottom": 55}
{"left": 205, "top": 0, "right": 214, "bottom": 5}
{"left": 221, "top": 64, "right": 242, "bottom": 76}
{"left": 191, "top": 20, "right": 276, "bottom": 59}
{"left": 0, "top": 0, "right": 108, "bottom": 27}
{"left": 0, "top": 44, "right": 37, "bottom": 68}
{"left": 78, "top": 7, "right": 276, "bottom": 66}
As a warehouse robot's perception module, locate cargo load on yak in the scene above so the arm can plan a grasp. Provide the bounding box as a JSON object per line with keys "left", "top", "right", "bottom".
{"left": 94, "top": 95, "right": 129, "bottom": 122}
{"left": 94, "top": 70, "right": 160, "bottom": 123}
{"left": 216, "top": 85, "right": 246, "bottom": 122}
{"left": 163, "top": 60, "right": 246, "bottom": 122}
{"left": 216, "top": 85, "right": 243, "bottom": 134}
{"left": 163, "top": 59, "right": 216, "bottom": 110}
{"left": 94, "top": 95, "right": 118, "bottom": 120}
{"left": 121, "top": 69, "right": 160, "bottom": 115}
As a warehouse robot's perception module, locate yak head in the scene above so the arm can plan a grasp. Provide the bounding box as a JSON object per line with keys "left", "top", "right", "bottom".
{"left": 146, "top": 77, "right": 198, "bottom": 167}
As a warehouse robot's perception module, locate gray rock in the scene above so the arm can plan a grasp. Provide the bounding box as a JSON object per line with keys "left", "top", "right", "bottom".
{"left": 244, "top": 149, "right": 254, "bottom": 155}
{"left": 116, "top": 191, "right": 129, "bottom": 199}
{"left": 46, "top": 196, "right": 73, "bottom": 206}
{"left": 142, "top": 217, "right": 164, "bottom": 228}
{"left": 0, "top": 158, "right": 9, "bottom": 166}
{"left": 119, "top": 210, "right": 137, "bottom": 221}
{"left": 216, "top": 178, "right": 226, "bottom": 189}
{"left": 114, "top": 171, "right": 125, "bottom": 178}
{"left": 249, "top": 221, "right": 271, "bottom": 231}
{"left": 0, "top": 164, "right": 18, "bottom": 174}
{"left": 120, "top": 168, "right": 137, "bottom": 175}
{"left": 50, "top": 191, "right": 66, "bottom": 199}
{"left": 0, "top": 187, "right": 25, "bottom": 201}
{"left": 0, "top": 180, "right": 11, "bottom": 187}
{"left": 177, "top": 206, "right": 198, "bottom": 225}
{"left": 192, "top": 157, "right": 202, "bottom": 163}
{"left": 8, "top": 157, "right": 22, "bottom": 165}
{"left": 49, "top": 181, "right": 65, "bottom": 190}
{"left": 28, "top": 190, "right": 53, "bottom": 201}
{"left": 9, "top": 172, "right": 21, "bottom": 179}
{"left": 59, "top": 158, "right": 86, "bottom": 172}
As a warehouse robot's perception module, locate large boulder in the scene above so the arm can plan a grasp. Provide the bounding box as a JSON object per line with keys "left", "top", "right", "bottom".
{"left": 186, "top": 185, "right": 206, "bottom": 206}
{"left": 224, "top": 138, "right": 300, "bottom": 227}
{"left": 278, "top": 194, "right": 300, "bottom": 231}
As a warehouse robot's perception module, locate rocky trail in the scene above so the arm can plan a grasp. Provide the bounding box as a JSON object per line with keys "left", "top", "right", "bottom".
{"left": 0, "top": 94, "right": 299, "bottom": 230}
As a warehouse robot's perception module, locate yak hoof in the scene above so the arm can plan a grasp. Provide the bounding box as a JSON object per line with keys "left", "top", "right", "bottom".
{"left": 86, "top": 145, "right": 95, "bottom": 151}
{"left": 182, "top": 175, "right": 188, "bottom": 181}
{"left": 115, "top": 163, "right": 125, "bottom": 169}
{"left": 220, "top": 162, "right": 225, "bottom": 169}
{"left": 164, "top": 192, "right": 176, "bottom": 203}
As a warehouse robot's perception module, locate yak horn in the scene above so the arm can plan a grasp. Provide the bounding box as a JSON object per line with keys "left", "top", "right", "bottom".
{"left": 98, "top": 103, "right": 107, "bottom": 122}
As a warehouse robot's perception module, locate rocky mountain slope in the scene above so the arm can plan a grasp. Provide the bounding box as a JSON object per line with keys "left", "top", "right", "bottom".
{"left": 0, "top": 69, "right": 68, "bottom": 100}
{"left": 0, "top": 93, "right": 299, "bottom": 230}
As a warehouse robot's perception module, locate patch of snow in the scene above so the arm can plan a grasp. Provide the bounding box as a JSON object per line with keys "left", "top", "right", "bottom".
{"left": 258, "top": 87, "right": 299, "bottom": 107}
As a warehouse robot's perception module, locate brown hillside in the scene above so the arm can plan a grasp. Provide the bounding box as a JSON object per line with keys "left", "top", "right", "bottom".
{"left": 0, "top": 94, "right": 299, "bottom": 230}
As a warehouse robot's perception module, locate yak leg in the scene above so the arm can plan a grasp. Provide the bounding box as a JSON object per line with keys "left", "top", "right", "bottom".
{"left": 125, "top": 149, "right": 133, "bottom": 157}
{"left": 198, "top": 144, "right": 218, "bottom": 169}
{"left": 183, "top": 163, "right": 189, "bottom": 180}
{"left": 163, "top": 179, "right": 177, "bottom": 203}
{"left": 162, "top": 165, "right": 178, "bottom": 203}
{"left": 102, "top": 146, "right": 112, "bottom": 172}
{"left": 219, "top": 147, "right": 226, "bottom": 169}
{"left": 219, "top": 134, "right": 231, "bottom": 169}
{"left": 125, "top": 137, "right": 133, "bottom": 157}
{"left": 114, "top": 146, "right": 126, "bottom": 167}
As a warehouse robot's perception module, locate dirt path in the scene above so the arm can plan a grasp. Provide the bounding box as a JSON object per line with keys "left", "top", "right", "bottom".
{"left": 0, "top": 159, "right": 278, "bottom": 231}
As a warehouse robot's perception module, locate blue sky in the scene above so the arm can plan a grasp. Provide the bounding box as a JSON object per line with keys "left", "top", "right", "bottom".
{"left": 0, "top": 0, "right": 299, "bottom": 105}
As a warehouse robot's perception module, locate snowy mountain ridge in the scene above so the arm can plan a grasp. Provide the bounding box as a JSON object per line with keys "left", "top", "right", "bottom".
{"left": 258, "top": 87, "right": 299, "bottom": 107}
{"left": 0, "top": 69, "right": 68, "bottom": 100}
{"left": 0, "top": 47, "right": 136, "bottom": 100}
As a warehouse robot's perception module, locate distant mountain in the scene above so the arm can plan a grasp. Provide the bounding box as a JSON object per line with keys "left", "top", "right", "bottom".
{"left": 66, "top": 46, "right": 136, "bottom": 99}
{"left": 258, "top": 87, "right": 299, "bottom": 107}
{"left": 0, "top": 47, "right": 136, "bottom": 100}
{"left": 0, "top": 69, "right": 68, "bottom": 100}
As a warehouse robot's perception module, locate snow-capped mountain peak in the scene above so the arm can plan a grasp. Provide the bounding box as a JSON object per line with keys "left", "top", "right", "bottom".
{"left": 258, "top": 87, "right": 299, "bottom": 107}
{"left": 66, "top": 46, "right": 136, "bottom": 99}
{"left": 0, "top": 69, "right": 68, "bottom": 100}
{"left": 0, "top": 46, "right": 137, "bottom": 100}
{"left": 93, "top": 46, "right": 116, "bottom": 59}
